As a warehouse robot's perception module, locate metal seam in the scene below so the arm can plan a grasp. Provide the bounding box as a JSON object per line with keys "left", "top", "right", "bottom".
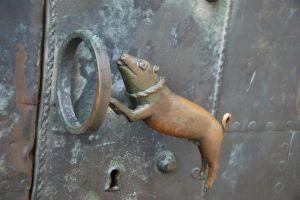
{"left": 211, "top": 0, "right": 233, "bottom": 117}
{"left": 34, "top": 0, "right": 57, "bottom": 199}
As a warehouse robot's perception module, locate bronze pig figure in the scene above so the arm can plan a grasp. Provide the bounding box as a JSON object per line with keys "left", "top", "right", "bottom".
{"left": 109, "top": 53, "right": 232, "bottom": 190}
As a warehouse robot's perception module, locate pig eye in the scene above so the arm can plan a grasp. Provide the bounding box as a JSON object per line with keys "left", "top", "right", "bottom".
{"left": 138, "top": 60, "right": 147, "bottom": 70}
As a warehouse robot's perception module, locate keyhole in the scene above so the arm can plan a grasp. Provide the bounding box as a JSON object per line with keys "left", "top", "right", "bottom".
{"left": 109, "top": 169, "right": 120, "bottom": 189}
{"left": 105, "top": 168, "right": 121, "bottom": 191}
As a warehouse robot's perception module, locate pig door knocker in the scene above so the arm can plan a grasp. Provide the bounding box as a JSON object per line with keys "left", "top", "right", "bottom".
{"left": 55, "top": 30, "right": 231, "bottom": 191}
{"left": 109, "top": 53, "right": 232, "bottom": 191}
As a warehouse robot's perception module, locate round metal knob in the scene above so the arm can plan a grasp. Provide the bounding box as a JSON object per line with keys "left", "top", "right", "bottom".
{"left": 156, "top": 150, "right": 177, "bottom": 173}
{"left": 56, "top": 30, "right": 111, "bottom": 134}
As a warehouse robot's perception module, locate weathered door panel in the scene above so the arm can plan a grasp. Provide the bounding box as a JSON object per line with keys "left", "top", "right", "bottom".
{"left": 32, "top": 0, "right": 228, "bottom": 199}
{"left": 0, "top": 0, "right": 44, "bottom": 199}
{"left": 31, "top": 0, "right": 300, "bottom": 200}
{"left": 218, "top": 0, "right": 300, "bottom": 132}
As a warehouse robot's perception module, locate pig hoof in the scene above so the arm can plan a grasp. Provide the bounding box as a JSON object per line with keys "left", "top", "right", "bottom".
{"left": 204, "top": 184, "right": 211, "bottom": 192}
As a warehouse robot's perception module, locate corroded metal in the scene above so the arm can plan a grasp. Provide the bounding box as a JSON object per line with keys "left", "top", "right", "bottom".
{"left": 56, "top": 30, "right": 111, "bottom": 134}
{"left": 33, "top": 0, "right": 228, "bottom": 199}
{"left": 0, "top": 0, "right": 44, "bottom": 199}
{"left": 31, "top": 0, "right": 300, "bottom": 199}
{"left": 110, "top": 53, "right": 232, "bottom": 190}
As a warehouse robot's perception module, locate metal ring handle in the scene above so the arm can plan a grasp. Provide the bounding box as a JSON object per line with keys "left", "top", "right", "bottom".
{"left": 56, "top": 30, "right": 111, "bottom": 134}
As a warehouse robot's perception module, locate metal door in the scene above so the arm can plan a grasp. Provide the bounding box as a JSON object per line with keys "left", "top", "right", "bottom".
{"left": 0, "top": 0, "right": 299, "bottom": 199}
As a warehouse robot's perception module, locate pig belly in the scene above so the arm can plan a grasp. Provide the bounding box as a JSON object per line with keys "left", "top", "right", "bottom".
{"left": 144, "top": 95, "right": 221, "bottom": 140}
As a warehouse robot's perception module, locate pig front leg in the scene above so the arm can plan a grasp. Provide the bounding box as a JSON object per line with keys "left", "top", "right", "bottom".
{"left": 109, "top": 98, "right": 153, "bottom": 122}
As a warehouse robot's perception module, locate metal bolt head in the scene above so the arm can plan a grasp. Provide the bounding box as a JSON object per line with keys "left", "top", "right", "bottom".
{"left": 191, "top": 167, "right": 202, "bottom": 179}
{"left": 156, "top": 150, "right": 177, "bottom": 173}
{"left": 275, "top": 182, "right": 284, "bottom": 193}
{"left": 248, "top": 121, "right": 257, "bottom": 130}
{"left": 279, "top": 160, "right": 286, "bottom": 171}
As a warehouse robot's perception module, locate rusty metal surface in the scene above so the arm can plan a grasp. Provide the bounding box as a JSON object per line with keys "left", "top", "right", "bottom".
{"left": 218, "top": 0, "right": 300, "bottom": 132}
{"left": 0, "top": 0, "right": 44, "bottom": 199}
{"left": 32, "top": 0, "right": 229, "bottom": 199}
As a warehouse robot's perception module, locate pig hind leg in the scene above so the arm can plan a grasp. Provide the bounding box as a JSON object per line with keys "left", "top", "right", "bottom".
{"left": 199, "top": 138, "right": 222, "bottom": 191}
{"left": 197, "top": 146, "right": 208, "bottom": 180}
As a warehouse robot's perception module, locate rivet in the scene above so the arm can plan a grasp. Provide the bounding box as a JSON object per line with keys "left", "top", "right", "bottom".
{"left": 266, "top": 121, "right": 275, "bottom": 131}
{"left": 279, "top": 160, "right": 286, "bottom": 171}
{"left": 231, "top": 122, "right": 240, "bottom": 131}
{"left": 248, "top": 121, "right": 256, "bottom": 130}
{"left": 275, "top": 182, "right": 283, "bottom": 193}
{"left": 191, "top": 167, "right": 201, "bottom": 179}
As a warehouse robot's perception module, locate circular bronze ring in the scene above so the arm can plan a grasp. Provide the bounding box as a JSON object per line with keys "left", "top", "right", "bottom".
{"left": 56, "top": 30, "right": 111, "bottom": 134}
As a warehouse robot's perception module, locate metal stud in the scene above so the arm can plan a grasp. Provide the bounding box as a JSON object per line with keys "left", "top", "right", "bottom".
{"left": 156, "top": 150, "right": 177, "bottom": 173}
{"left": 248, "top": 121, "right": 257, "bottom": 131}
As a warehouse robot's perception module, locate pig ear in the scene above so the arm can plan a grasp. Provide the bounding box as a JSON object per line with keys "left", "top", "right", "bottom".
{"left": 153, "top": 65, "right": 160, "bottom": 72}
